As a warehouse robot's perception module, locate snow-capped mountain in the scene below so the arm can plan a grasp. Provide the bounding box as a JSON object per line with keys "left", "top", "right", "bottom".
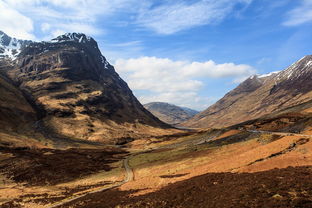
{"left": 50, "top": 33, "right": 111, "bottom": 69}
{"left": 0, "top": 31, "right": 32, "bottom": 59}
{"left": 51, "top": 32, "right": 93, "bottom": 43}
{"left": 276, "top": 55, "right": 312, "bottom": 81}
{"left": 0, "top": 31, "right": 168, "bottom": 145}
{"left": 183, "top": 55, "right": 312, "bottom": 128}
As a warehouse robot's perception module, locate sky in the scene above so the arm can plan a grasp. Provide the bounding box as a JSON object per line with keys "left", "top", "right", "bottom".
{"left": 0, "top": 0, "right": 312, "bottom": 110}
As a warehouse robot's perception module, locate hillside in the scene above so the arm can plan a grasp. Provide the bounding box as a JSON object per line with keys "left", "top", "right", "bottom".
{"left": 0, "top": 31, "right": 174, "bottom": 148}
{"left": 144, "top": 102, "right": 198, "bottom": 125}
{"left": 0, "top": 60, "right": 46, "bottom": 148}
{"left": 183, "top": 55, "right": 312, "bottom": 128}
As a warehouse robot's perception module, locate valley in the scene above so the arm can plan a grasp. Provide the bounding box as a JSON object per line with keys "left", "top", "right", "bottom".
{"left": 1, "top": 115, "right": 312, "bottom": 207}
{"left": 0, "top": 31, "right": 311, "bottom": 208}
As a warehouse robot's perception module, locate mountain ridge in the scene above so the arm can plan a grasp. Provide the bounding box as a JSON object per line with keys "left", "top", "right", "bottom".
{"left": 182, "top": 55, "right": 312, "bottom": 128}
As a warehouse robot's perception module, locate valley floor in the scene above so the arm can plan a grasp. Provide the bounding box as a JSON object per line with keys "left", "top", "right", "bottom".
{"left": 0, "top": 127, "right": 312, "bottom": 207}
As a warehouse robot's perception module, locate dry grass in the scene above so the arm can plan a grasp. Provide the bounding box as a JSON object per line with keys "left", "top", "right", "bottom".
{"left": 0, "top": 160, "right": 126, "bottom": 207}
{"left": 120, "top": 130, "right": 312, "bottom": 196}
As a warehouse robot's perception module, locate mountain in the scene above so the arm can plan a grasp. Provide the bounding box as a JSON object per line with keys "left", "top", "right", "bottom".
{"left": 183, "top": 55, "right": 312, "bottom": 128}
{"left": 0, "top": 59, "right": 45, "bottom": 147}
{"left": 181, "top": 107, "right": 199, "bottom": 117}
{"left": 0, "top": 31, "right": 32, "bottom": 59}
{"left": 144, "top": 102, "right": 199, "bottom": 125}
{"left": 0, "top": 31, "right": 171, "bottom": 147}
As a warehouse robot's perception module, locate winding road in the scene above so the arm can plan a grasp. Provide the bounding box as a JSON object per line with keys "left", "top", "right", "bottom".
{"left": 47, "top": 130, "right": 230, "bottom": 207}
{"left": 247, "top": 130, "right": 312, "bottom": 138}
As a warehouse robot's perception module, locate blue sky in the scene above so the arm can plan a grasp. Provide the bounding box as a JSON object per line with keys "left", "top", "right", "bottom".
{"left": 1, "top": 0, "right": 312, "bottom": 110}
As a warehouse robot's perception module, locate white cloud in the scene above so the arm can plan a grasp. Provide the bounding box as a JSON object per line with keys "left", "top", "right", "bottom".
{"left": 1, "top": 0, "right": 139, "bottom": 40}
{"left": 181, "top": 60, "right": 255, "bottom": 79}
{"left": 137, "top": 0, "right": 252, "bottom": 34}
{"left": 0, "top": 1, "right": 34, "bottom": 39}
{"left": 284, "top": 0, "right": 312, "bottom": 26}
{"left": 0, "top": 0, "right": 254, "bottom": 40}
{"left": 115, "top": 56, "right": 255, "bottom": 110}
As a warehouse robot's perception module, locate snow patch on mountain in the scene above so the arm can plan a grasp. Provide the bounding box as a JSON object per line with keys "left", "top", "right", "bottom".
{"left": 0, "top": 31, "right": 33, "bottom": 60}
{"left": 101, "top": 55, "right": 109, "bottom": 69}
{"left": 258, "top": 71, "right": 280, "bottom": 78}
{"left": 0, "top": 33, "right": 21, "bottom": 59}
{"left": 276, "top": 55, "right": 312, "bottom": 81}
{"left": 51, "top": 33, "right": 92, "bottom": 43}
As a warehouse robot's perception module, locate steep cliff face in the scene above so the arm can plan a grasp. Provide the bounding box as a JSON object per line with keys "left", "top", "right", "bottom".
{"left": 0, "top": 32, "right": 169, "bottom": 146}
{"left": 183, "top": 56, "right": 312, "bottom": 128}
{"left": 0, "top": 74, "right": 35, "bottom": 132}
{"left": 0, "top": 59, "right": 45, "bottom": 147}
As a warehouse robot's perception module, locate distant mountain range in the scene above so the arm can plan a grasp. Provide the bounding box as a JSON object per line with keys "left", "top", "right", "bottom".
{"left": 183, "top": 55, "right": 312, "bottom": 128}
{"left": 144, "top": 102, "right": 199, "bottom": 125}
{"left": 0, "top": 31, "right": 171, "bottom": 148}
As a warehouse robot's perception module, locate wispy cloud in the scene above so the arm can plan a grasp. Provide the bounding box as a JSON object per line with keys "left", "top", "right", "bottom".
{"left": 115, "top": 56, "right": 255, "bottom": 109}
{"left": 100, "top": 40, "right": 144, "bottom": 62}
{"left": 1, "top": 0, "right": 139, "bottom": 39}
{"left": 283, "top": 0, "right": 312, "bottom": 26}
{"left": 136, "top": 0, "right": 253, "bottom": 34}
{"left": 0, "top": 0, "right": 254, "bottom": 40}
{"left": 111, "top": 41, "right": 142, "bottom": 47}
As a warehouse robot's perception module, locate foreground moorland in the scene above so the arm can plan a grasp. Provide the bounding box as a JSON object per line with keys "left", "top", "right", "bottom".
{"left": 1, "top": 117, "right": 312, "bottom": 207}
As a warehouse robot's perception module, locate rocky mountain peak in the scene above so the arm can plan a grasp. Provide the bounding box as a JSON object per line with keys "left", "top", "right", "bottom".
{"left": 15, "top": 32, "right": 113, "bottom": 78}
{"left": 50, "top": 32, "right": 97, "bottom": 46}
{"left": 52, "top": 32, "right": 91, "bottom": 42}
{"left": 229, "top": 74, "right": 264, "bottom": 96}
{"left": 276, "top": 55, "right": 312, "bottom": 82}
{"left": 1, "top": 32, "right": 100, "bottom": 61}
{"left": 0, "top": 31, "right": 32, "bottom": 59}
{"left": 0, "top": 31, "right": 11, "bottom": 46}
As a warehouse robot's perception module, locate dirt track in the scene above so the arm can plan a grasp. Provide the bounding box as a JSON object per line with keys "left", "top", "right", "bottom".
{"left": 247, "top": 129, "right": 312, "bottom": 138}
{"left": 49, "top": 133, "right": 211, "bottom": 207}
